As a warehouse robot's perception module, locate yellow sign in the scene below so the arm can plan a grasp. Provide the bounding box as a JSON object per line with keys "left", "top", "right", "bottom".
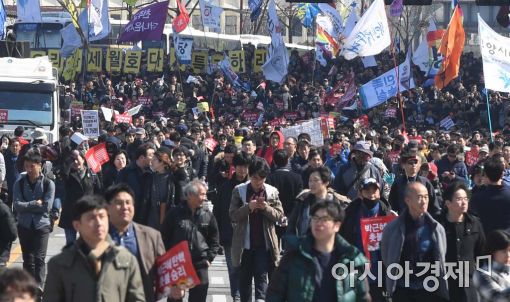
{"left": 47, "top": 49, "right": 63, "bottom": 73}
{"left": 253, "top": 49, "right": 267, "bottom": 73}
{"left": 30, "top": 50, "right": 46, "bottom": 58}
{"left": 177, "top": 102, "right": 186, "bottom": 112}
{"left": 147, "top": 48, "right": 164, "bottom": 72}
{"left": 197, "top": 102, "right": 209, "bottom": 113}
{"left": 169, "top": 47, "right": 186, "bottom": 71}
{"left": 229, "top": 50, "right": 245, "bottom": 73}
{"left": 123, "top": 50, "right": 141, "bottom": 74}
{"left": 192, "top": 52, "right": 207, "bottom": 73}
{"left": 62, "top": 49, "right": 82, "bottom": 81}
{"left": 87, "top": 48, "right": 102, "bottom": 73}
{"left": 106, "top": 48, "right": 123, "bottom": 73}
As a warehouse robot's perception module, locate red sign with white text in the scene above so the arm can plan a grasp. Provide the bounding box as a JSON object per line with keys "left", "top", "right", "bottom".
{"left": 114, "top": 112, "right": 133, "bottom": 124}
{"left": 156, "top": 241, "right": 200, "bottom": 299}
{"left": 360, "top": 215, "right": 396, "bottom": 261}
{"left": 84, "top": 143, "right": 109, "bottom": 173}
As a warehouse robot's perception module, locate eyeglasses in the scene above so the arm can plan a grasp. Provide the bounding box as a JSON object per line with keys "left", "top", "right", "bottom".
{"left": 453, "top": 197, "right": 469, "bottom": 202}
{"left": 406, "top": 160, "right": 419, "bottom": 165}
{"left": 311, "top": 215, "right": 335, "bottom": 223}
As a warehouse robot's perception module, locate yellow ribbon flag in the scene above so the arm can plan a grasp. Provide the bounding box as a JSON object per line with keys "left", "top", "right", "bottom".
{"left": 176, "top": 102, "right": 186, "bottom": 112}
{"left": 147, "top": 48, "right": 164, "bottom": 72}
{"left": 197, "top": 102, "right": 209, "bottom": 113}
{"left": 123, "top": 50, "right": 141, "bottom": 74}
{"left": 106, "top": 48, "right": 123, "bottom": 73}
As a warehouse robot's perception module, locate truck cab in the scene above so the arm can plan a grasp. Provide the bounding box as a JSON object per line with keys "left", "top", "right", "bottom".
{"left": 0, "top": 56, "right": 60, "bottom": 142}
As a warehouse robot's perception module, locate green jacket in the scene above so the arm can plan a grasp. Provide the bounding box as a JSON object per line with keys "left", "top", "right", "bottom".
{"left": 43, "top": 238, "right": 145, "bottom": 302}
{"left": 266, "top": 234, "right": 371, "bottom": 302}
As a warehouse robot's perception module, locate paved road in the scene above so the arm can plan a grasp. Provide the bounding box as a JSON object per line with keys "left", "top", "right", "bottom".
{"left": 8, "top": 226, "right": 235, "bottom": 302}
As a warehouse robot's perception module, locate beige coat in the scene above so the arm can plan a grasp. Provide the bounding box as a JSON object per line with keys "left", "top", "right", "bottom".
{"left": 229, "top": 182, "right": 284, "bottom": 268}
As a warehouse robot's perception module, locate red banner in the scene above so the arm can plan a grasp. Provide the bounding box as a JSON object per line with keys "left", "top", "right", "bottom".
{"left": 156, "top": 241, "right": 200, "bottom": 299}
{"left": 241, "top": 111, "right": 259, "bottom": 123}
{"left": 114, "top": 112, "right": 133, "bottom": 124}
{"left": 360, "top": 215, "right": 396, "bottom": 261}
{"left": 71, "top": 101, "right": 84, "bottom": 117}
{"left": 0, "top": 109, "right": 8, "bottom": 123}
{"left": 204, "top": 138, "right": 218, "bottom": 152}
{"left": 283, "top": 112, "right": 298, "bottom": 121}
{"left": 353, "top": 115, "right": 370, "bottom": 129}
{"left": 84, "top": 143, "right": 110, "bottom": 173}
{"left": 172, "top": 0, "right": 190, "bottom": 33}
{"left": 269, "top": 117, "right": 286, "bottom": 127}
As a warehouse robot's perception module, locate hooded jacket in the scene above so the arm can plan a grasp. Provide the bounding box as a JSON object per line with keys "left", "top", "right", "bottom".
{"left": 257, "top": 131, "right": 284, "bottom": 167}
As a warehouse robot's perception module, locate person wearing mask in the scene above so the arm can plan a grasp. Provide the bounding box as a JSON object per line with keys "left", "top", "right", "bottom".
{"left": 471, "top": 155, "right": 510, "bottom": 234}
{"left": 332, "top": 141, "right": 383, "bottom": 201}
{"left": 43, "top": 195, "right": 145, "bottom": 301}
{"left": 340, "top": 178, "right": 393, "bottom": 301}
{"left": 288, "top": 166, "right": 350, "bottom": 237}
{"left": 13, "top": 149, "right": 55, "bottom": 288}
{"left": 161, "top": 179, "right": 220, "bottom": 302}
{"left": 266, "top": 201, "right": 371, "bottom": 302}
{"left": 437, "top": 182, "right": 485, "bottom": 302}
{"left": 143, "top": 148, "right": 175, "bottom": 230}
{"left": 473, "top": 230, "right": 510, "bottom": 301}
{"left": 229, "top": 157, "right": 284, "bottom": 302}
{"left": 105, "top": 183, "right": 166, "bottom": 302}
{"left": 214, "top": 151, "right": 251, "bottom": 302}
{"left": 59, "top": 149, "right": 102, "bottom": 245}
{"left": 389, "top": 147, "right": 442, "bottom": 217}
{"left": 102, "top": 150, "right": 128, "bottom": 189}
{"left": 116, "top": 143, "right": 154, "bottom": 222}
{"left": 381, "top": 182, "right": 449, "bottom": 302}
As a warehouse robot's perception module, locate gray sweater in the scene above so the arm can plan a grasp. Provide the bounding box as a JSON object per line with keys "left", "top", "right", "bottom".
{"left": 13, "top": 174, "right": 55, "bottom": 230}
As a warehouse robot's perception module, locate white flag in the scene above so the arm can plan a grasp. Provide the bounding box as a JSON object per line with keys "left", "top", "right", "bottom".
{"left": 362, "top": 56, "right": 377, "bottom": 67}
{"left": 412, "top": 38, "right": 430, "bottom": 73}
{"left": 199, "top": 0, "right": 223, "bottom": 30}
{"left": 173, "top": 34, "right": 193, "bottom": 64}
{"left": 17, "top": 0, "right": 41, "bottom": 22}
{"left": 262, "top": 42, "right": 288, "bottom": 84}
{"left": 318, "top": 3, "right": 343, "bottom": 39}
{"left": 478, "top": 14, "right": 510, "bottom": 93}
{"left": 340, "top": 0, "right": 390, "bottom": 60}
{"left": 86, "top": 0, "right": 110, "bottom": 40}
{"left": 267, "top": 0, "right": 283, "bottom": 51}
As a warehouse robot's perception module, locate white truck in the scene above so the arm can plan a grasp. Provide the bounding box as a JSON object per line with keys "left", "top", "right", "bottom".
{"left": 0, "top": 56, "right": 60, "bottom": 142}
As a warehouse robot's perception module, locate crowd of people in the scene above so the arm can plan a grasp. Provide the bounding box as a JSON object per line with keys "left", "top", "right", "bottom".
{"left": 0, "top": 46, "right": 510, "bottom": 302}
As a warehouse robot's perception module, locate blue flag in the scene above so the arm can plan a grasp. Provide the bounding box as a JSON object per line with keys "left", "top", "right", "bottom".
{"left": 249, "top": 0, "right": 262, "bottom": 21}
{"left": 0, "top": 0, "right": 6, "bottom": 39}
{"left": 296, "top": 3, "right": 319, "bottom": 28}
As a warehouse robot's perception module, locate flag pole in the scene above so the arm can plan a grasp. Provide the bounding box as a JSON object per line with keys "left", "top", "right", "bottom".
{"left": 485, "top": 88, "right": 494, "bottom": 142}
{"left": 390, "top": 17, "right": 406, "bottom": 134}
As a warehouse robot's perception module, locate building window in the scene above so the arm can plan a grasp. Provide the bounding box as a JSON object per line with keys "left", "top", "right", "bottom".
{"left": 225, "top": 16, "right": 238, "bottom": 34}
{"left": 192, "top": 15, "right": 202, "bottom": 30}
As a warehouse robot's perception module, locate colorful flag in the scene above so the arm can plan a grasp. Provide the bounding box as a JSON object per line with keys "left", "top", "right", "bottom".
{"left": 0, "top": 0, "right": 6, "bottom": 38}
{"left": 17, "top": 0, "right": 42, "bottom": 22}
{"left": 435, "top": 5, "right": 465, "bottom": 90}
{"left": 340, "top": 0, "right": 390, "bottom": 60}
{"left": 478, "top": 14, "right": 510, "bottom": 93}
{"left": 296, "top": 3, "right": 320, "bottom": 28}
{"left": 118, "top": 1, "right": 169, "bottom": 42}
{"left": 173, "top": 0, "right": 190, "bottom": 33}
{"left": 85, "top": 143, "right": 109, "bottom": 173}
{"left": 318, "top": 3, "right": 343, "bottom": 37}
{"left": 316, "top": 21, "right": 340, "bottom": 56}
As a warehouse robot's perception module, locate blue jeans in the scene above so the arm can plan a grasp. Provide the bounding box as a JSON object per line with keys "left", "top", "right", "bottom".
{"left": 238, "top": 247, "right": 272, "bottom": 302}
{"left": 224, "top": 245, "right": 240, "bottom": 300}
{"left": 64, "top": 228, "right": 77, "bottom": 246}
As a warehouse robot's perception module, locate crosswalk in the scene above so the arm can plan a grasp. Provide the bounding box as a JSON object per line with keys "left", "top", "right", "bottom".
{"left": 8, "top": 227, "right": 234, "bottom": 302}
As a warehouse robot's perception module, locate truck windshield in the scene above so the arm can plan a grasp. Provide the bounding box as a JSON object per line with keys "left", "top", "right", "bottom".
{"left": 15, "top": 23, "right": 63, "bottom": 49}
{"left": 0, "top": 91, "right": 53, "bottom": 126}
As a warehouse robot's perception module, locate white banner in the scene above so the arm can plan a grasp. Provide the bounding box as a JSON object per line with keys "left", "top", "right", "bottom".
{"left": 340, "top": 0, "right": 390, "bottom": 60}
{"left": 478, "top": 14, "right": 510, "bottom": 93}
{"left": 359, "top": 56, "right": 415, "bottom": 109}
{"left": 17, "top": 0, "right": 42, "bottom": 22}
{"left": 81, "top": 110, "right": 100, "bottom": 138}
{"left": 281, "top": 118, "right": 324, "bottom": 147}
{"left": 362, "top": 56, "right": 377, "bottom": 67}
{"left": 318, "top": 3, "right": 343, "bottom": 39}
{"left": 174, "top": 35, "right": 193, "bottom": 64}
{"left": 199, "top": 0, "right": 223, "bottom": 30}
{"left": 262, "top": 42, "right": 288, "bottom": 83}
{"left": 342, "top": 5, "right": 358, "bottom": 37}
{"left": 412, "top": 38, "right": 430, "bottom": 73}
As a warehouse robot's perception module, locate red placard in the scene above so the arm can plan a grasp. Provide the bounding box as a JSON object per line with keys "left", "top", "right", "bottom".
{"left": 114, "top": 112, "right": 133, "bottom": 124}
{"left": 138, "top": 96, "right": 152, "bottom": 107}
{"left": 360, "top": 215, "right": 396, "bottom": 261}
{"left": 156, "top": 241, "right": 200, "bottom": 299}
{"left": 241, "top": 111, "right": 259, "bottom": 123}
{"left": 71, "top": 101, "right": 84, "bottom": 117}
{"left": 283, "top": 112, "right": 298, "bottom": 121}
{"left": 269, "top": 117, "right": 286, "bottom": 127}
{"left": 0, "top": 109, "right": 8, "bottom": 123}
{"left": 353, "top": 114, "right": 370, "bottom": 129}
{"left": 84, "top": 143, "right": 109, "bottom": 173}
{"left": 204, "top": 138, "right": 218, "bottom": 152}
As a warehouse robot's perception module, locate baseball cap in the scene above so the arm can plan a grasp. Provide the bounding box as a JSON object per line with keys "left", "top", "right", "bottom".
{"left": 360, "top": 178, "right": 380, "bottom": 190}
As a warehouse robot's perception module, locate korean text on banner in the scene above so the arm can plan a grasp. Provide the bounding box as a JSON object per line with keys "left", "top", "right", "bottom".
{"left": 199, "top": 0, "right": 223, "bottom": 30}
{"left": 81, "top": 110, "right": 100, "bottom": 138}
{"left": 118, "top": 1, "right": 169, "bottom": 42}
{"left": 340, "top": 0, "right": 390, "bottom": 60}
{"left": 87, "top": 48, "right": 102, "bottom": 72}
{"left": 281, "top": 118, "right": 324, "bottom": 146}
{"left": 115, "top": 112, "right": 133, "bottom": 124}
{"left": 147, "top": 48, "right": 164, "bottom": 72}
{"left": 106, "top": 48, "right": 123, "bottom": 73}
{"left": 156, "top": 241, "right": 200, "bottom": 299}
{"left": 478, "top": 14, "right": 510, "bottom": 93}
{"left": 85, "top": 143, "right": 109, "bottom": 173}
{"left": 360, "top": 215, "right": 396, "bottom": 261}
{"left": 124, "top": 50, "right": 142, "bottom": 74}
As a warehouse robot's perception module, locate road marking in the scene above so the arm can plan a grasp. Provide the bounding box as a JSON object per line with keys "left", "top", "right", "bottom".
{"left": 211, "top": 295, "right": 227, "bottom": 302}
{"left": 7, "top": 244, "right": 22, "bottom": 267}
{"left": 211, "top": 277, "right": 224, "bottom": 285}
{"left": 53, "top": 233, "right": 66, "bottom": 237}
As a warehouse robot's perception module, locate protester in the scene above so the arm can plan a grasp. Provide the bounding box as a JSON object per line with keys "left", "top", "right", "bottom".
{"left": 43, "top": 195, "right": 145, "bottom": 301}
{"left": 0, "top": 268, "right": 39, "bottom": 302}
{"left": 0, "top": 194, "right": 17, "bottom": 268}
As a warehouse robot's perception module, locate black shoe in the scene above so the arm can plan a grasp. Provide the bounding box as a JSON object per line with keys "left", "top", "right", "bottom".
{"left": 218, "top": 246, "right": 224, "bottom": 255}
